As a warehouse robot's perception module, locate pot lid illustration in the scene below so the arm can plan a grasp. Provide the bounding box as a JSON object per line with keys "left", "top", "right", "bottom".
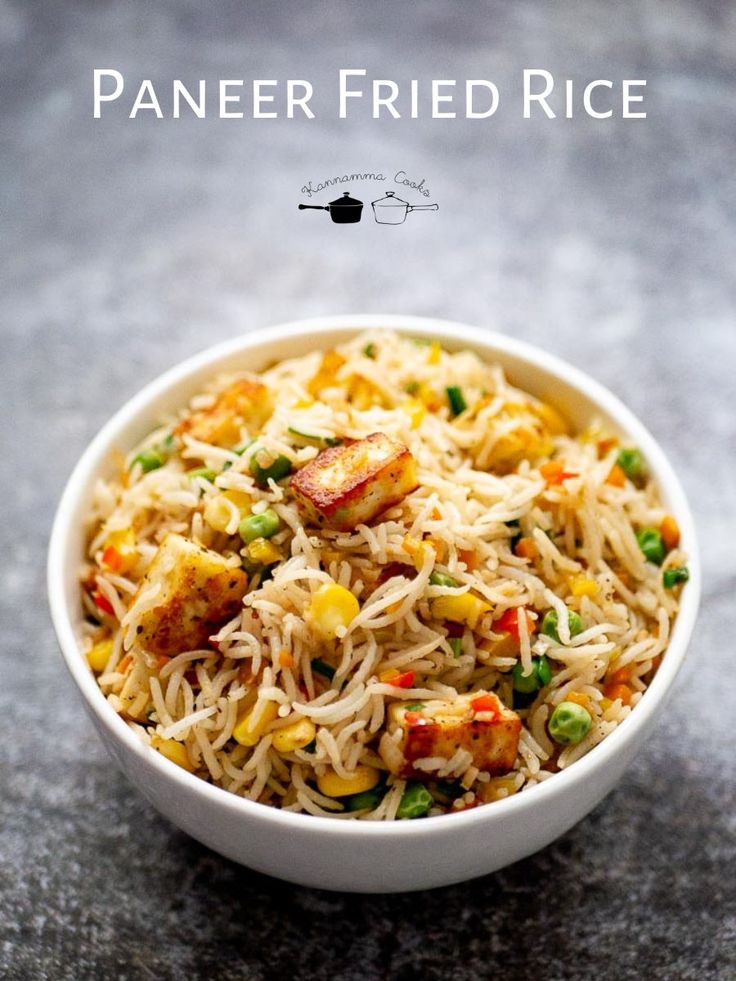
{"left": 329, "top": 191, "right": 363, "bottom": 207}
{"left": 372, "top": 191, "right": 410, "bottom": 206}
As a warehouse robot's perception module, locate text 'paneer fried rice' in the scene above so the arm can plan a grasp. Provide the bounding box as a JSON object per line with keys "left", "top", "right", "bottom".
{"left": 80, "top": 330, "right": 689, "bottom": 819}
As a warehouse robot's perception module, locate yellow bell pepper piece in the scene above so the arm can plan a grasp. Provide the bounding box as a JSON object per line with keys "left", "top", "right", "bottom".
{"left": 431, "top": 592, "right": 491, "bottom": 629}
{"left": 570, "top": 575, "right": 599, "bottom": 598}
{"left": 399, "top": 398, "right": 426, "bottom": 429}
{"left": 308, "top": 582, "right": 360, "bottom": 639}
{"left": 272, "top": 717, "right": 317, "bottom": 753}
{"left": 317, "top": 764, "right": 381, "bottom": 798}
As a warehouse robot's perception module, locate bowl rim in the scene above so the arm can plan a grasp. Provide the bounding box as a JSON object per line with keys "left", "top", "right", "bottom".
{"left": 48, "top": 314, "right": 701, "bottom": 839}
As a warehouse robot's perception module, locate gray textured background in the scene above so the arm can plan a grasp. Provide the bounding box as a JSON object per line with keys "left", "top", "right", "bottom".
{"left": 2, "top": 1, "right": 735, "bottom": 979}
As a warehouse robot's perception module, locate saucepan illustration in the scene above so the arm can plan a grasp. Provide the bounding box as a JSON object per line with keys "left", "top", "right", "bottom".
{"left": 298, "top": 191, "right": 364, "bottom": 224}
{"left": 371, "top": 191, "right": 439, "bottom": 225}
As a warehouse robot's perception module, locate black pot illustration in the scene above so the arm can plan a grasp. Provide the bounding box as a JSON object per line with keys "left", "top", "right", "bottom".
{"left": 371, "top": 191, "right": 439, "bottom": 225}
{"left": 298, "top": 191, "right": 364, "bottom": 223}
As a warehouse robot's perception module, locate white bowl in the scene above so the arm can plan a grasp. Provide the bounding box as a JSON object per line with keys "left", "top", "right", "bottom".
{"left": 48, "top": 315, "right": 700, "bottom": 893}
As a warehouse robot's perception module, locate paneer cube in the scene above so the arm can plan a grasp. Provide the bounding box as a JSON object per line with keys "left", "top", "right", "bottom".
{"left": 387, "top": 690, "right": 521, "bottom": 778}
{"left": 130, "top": 534, "right": 248, "bottom": 656}
{"left": 290, "top": 432, "right": 418, "bottom": 531}
{"left": 175, "top": 378, "right": 272, "bottom": 448}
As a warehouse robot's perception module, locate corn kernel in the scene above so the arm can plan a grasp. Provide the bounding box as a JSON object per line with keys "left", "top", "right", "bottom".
{"left": 246, "top": 537, "right": 282, "bottom": 565}
{"left": 565, "top": 691, "right": 591, "bottom": 710}
{"left": 534, "top": 401, "right": 568, "bottom": 435}
{"left": 153, "top": 737, "right": 194, "bottom": 772}
{"left": 308, "top": 582, "right": 360, "bottom": 640}
{"left": 317, "top": 764, "right": 381, "bottom": 798}
{"left": 379, "top": 668, "right": 400, "bottom": 683}
{"left": 399, "top": 398, "right": 426, "bottom": 429}
{"left": 427, "top": 340, "right": 442, "bottom": 365}
{"left": 87, "top": 638, "right": 114, "bottom": 673}
{"left": 606, "top": 464, "right": 626, "bottom": 488}
{"left": 233, "top": 700, "right": 280, "bottom": 746}
{"left": 599, "top": 697, "right": 613, "bottom": 711}
{"left": 272, "top": 717, "right": 316, "bottom": 753}
{"left": 570, "top": 575, "right": 599, "bottom": 598}
{"left": 431, "top": 592, "right": 492, "bottom": 629}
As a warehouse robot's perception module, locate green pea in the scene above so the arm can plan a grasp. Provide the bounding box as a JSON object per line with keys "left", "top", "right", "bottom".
{"left": 429, "top": 571, "right": 457, "bottom": 588}
{"left": 535, "top": 654, "right": 552, "bottom": 687}
{"left": 345, "top": 783, "right": 386, "bottom": 812}
{"left": 397, "top": 782, "right": 434, "bottom": 819}
{"left": 249, "top": 450, "right": 292, "bottom": 487}
{"left": 446, "top": 385, "right": 467, "bottom": 417}
{"left": 663, "top": 566, "right": 689, "bottom": 589}
{"left": 541, "top": 609, "right": 583, "bottom": 644}
{"left": 363, "top": 342, "right": 377, "bottom": 359}
{"left": 617, "top": 448, "right": 646, "bottom": 481}
{"left": 548, "top": 701, "right": 593, "bottom": 745}
{"left": 636, "top": 527, "right": 666, "bottom": 565}
{"left": 238, "top": 509, "right": 281, "bottom": 544}
{"left": 512, "top": 655, "right": 553, "bottom": 694}
{"left": 130, "top": 448, "right": 165, "bottom": 473}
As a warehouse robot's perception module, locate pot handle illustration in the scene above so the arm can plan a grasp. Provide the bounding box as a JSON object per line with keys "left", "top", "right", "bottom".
{"left": 298, "top": 204, "right": 329, "bottom": 211}
{"left": 407, "top": 203, "right": 439, "bottom": 213}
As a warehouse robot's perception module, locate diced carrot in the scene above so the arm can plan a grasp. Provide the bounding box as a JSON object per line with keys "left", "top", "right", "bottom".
{"left": 603, "top": 683, "right": 632, "bottom": 705}
{"left": 514, "top": 537, "right": 538, "bottom": 560}
{"left": 405, "top": 710, "right": 430, "bottom": 727}
{"left": 101, "top": 545, "right": 123, "bottom": 572}
{"left": 156, "top": 654, "right": 169, "bottom": 672}
{"left": 608, "top": 665, "right": 631, "bottom": 685}
{"left": 660, "top": 515, "right": 680, "bottom": 550}
{"left": 279, "top": 650, "right": 294, "bottom": 671}
{"left": 597, "top": 437, "right": 618, "bottom": 458}
{"left": 606, "top": 464, "right": 626, "bottom": 488}
{"left": 540, "top": 460, "right": 578, "bottom": 486}
{"left": 459, "top": 548, "right": 478, "bottom": 571}
{"left": 117, "top": 654, "right": 132, "bottom": 674}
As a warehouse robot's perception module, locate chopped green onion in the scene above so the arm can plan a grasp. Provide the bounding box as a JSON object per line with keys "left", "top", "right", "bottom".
{"left": 663, "top": 566, "right": 689, "bottom": 589}
{"left": 617, "top": 448, "right": 646, "bottom": 481}
{"left": 429, "top": 571, "right": 457, "bottom": 588}
{"left": 238, "top": 509, "right": 281, "bottom": 544}
{"left": 397, "top": 782, "right": 434, "bottom": 819}
{"left": 449, "top": 637, "right": 463, "bottom": 658}
{"left": 636, "top": 527, "right": 666, "bottom": 565}
{"left": 362, "top": 342, "right": 377, "bottom": 359}
{"left": 541, "top": 609, "right": 583, "bottom": 644}
{"left": 130, "top": 448, "right": 165, "bottom": 473}
{"left": 249, "top": 450, "right": 292, "bottom": 487}
{"left": 404, "top": 381, "right": 420, "bottom": 396}
{"left": 302, "top": 739, "right": 317, "bottom": 753}
{"left": 161, "top": 433, "right": 176, "bottom": 449}
{"left": 287, "top": 426, "right": 342, "bottom": 448}
{"left": 311, "top": 658, "right": 336, "bottom": 680}
{"left": 446, "top": 385, "right": 467, "bottom": 417}
{"left": 404, "top": 702, "right": 425, "bottom": 711}
{"left": 548, "top": 701, "right": 592, "bottom": 745}
{"left": 189, "top": 467, "right": 216, "bottom": 482}
{"left": 435, "top": 779, "right": 463, "bottom": 799}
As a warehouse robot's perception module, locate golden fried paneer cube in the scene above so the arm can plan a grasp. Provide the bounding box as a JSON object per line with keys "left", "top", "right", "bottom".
{"left": 290, "top": 432, "right": 418, "bottom": 531}
{"left": 175, "top": 378, "right": 272, "bottom": 448}
{"left": 387, "top": 690, "right": 521, "bottom": 778}
{"left": 131, "top": 534, "right": 248, "bottom": 657}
